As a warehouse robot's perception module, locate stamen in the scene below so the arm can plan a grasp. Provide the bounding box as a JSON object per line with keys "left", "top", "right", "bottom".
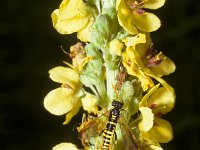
{"left": 62, "top": 83, "right": 72, "bottom": 89}
{"left": 149, "top": 103, "right": 157, "bottom": 109}
{"left": 147, "top": 52, "right": 163, "bottom": 67}
{"left": 155, "top": 111, "right": 164, "bottom": 117}
{"left": 147, "top": 56, "right": 163, "bottom": 67}
{"left": 136, "top": 9, "right": 145, "bottom": 14}
{"left": 127, "top": 59, "right": 132, "bottom": 66}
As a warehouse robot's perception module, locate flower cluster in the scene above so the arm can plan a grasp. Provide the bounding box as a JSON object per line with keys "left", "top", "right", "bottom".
{"left": 44, "top": 0, "right": 176, "bottom": 150}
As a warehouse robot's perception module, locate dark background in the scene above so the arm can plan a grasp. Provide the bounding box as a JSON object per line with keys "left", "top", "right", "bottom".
{"left": 0, "top": 0, "right": 200, "bottom": 149}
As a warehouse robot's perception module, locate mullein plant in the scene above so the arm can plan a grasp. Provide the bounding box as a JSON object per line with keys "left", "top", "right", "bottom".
{"left": 44, "top": 0, "right": 176, "bottom": 150}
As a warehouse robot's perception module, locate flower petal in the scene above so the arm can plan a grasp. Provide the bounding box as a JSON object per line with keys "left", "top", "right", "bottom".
{"left": 149, "top": 54, "right": 176, "bottom": 77}
{"left": 109, "top": 39, "right": 124, "bottom": 56}
{"left": 51, "top": 0, "right": 92, "bottom": 34}
{"left": 147, "top": 86, "right": 175, "bottom": 115}
{"left": 44, "top": 88, "right": 76, "bottom": 115}
{"left": 140, "top": 131, "right": 162, "bottom": 149}
{"left": 117, "top": 15, "right": 138, "bottom": 35}
{"left": 52, "top": 143, "right": 79, "bottom": 150}
{"left": 139, "top": 84, "right": 160, "bottom": 107}
{"left": 149, "top": 145, "right": 163, "bottom": 150}
{"left": 63, "top": 101, "right": 82, "bottom": 125}
{"left": 143, "top": 0, "right": 166, "bottom": 9}
{"left": 77, "top": 16, "right": 94, "bottom": 42}
{"left": 132, "top": 12, "right": 161, "bottom": 32}
{"left": 123, "top": 33, "right": 146, "bottom": 49}
{"left": 149, "top": 118, "right": 173, "bottom": 143}
{"left": 122, "top": 51, "right": 154, "bottom": 91}
{"left": 125, "top": 42, "right": 176, "bottom": 98}
{"left": 139, "top": 107, "right": 154, "bottom": 132}
{"left": 135, "top": 33, "right": 152, "bottom": 57}
{"left": 49, "top": 66, "right": 80, "bottom": 89}
{"left": 81, "top": 93, "right": 98, "bottom": 114}
{"left": 117, "top": 0, "right": 138, "bottom": 34}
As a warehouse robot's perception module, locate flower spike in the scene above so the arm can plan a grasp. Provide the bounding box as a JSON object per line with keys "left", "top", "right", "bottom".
{"left": 44, "top": 0, "right": 176, "bottom": 149}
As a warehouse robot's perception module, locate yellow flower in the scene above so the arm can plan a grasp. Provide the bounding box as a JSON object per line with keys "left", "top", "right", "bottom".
{"left": 44, "top": 66, "right": 83, "bottom": 124}
{"left": 128, "top": 33, "right": 176, "bottom": 77}
{"left": 51, "top": 0, "right": 94, "bottom": 41}
{"left": 53, "top": 143, "right": 79, "bottom": 150}
{"left": 122, "top": 55, "right": 154, "bottom": 91}
{"left": 122, "top": 34, "right": 154, "bottom": 91}
{"left": 138, "top": 84, "right": 174, "bottom": 148}
{"left": 139, "top": 117, "right": 173, "bottom": 149}
{"left": 122, "top": 33, "right": 175, "bottom": 91}
{"left": 116, "top": 0, "right": 165, "bottom": 34}
{"left": 140, "top": 83, "right": 175, "bottom": 118}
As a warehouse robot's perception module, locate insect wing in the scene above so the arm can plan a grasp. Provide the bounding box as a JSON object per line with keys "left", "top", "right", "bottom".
{"left": 77, "top": 114, "right": 108, "bottom": 146}
{"left": 119, "top": 117, "right": 139, "bottom": 150}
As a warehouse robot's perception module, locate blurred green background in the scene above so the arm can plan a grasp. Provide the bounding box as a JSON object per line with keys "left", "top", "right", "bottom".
{"left": 0, "top": 0, "right": 200, "bottom": 149}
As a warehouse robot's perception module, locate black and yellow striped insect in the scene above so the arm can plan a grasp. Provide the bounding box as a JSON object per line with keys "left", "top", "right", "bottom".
{"left": 77, "top": 100, "right": 139, "bottom": 150}
{"left": 101, "top": 100, "right": 123, "bottom": 150}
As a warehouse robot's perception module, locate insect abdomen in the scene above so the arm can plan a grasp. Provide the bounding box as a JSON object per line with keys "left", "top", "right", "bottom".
{"left": 100, "top": 101, "right": 123, "bottom": 150}
{"left": 101, "top": 122, "right": 116, "bottom": 150}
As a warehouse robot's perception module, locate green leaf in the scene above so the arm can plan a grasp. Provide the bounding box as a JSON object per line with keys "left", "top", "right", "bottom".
{"left": 120, "top": 80, "right": 142, "bottom": 119}
{"left": 80, "top": 43, "right": 104, "bottom": 87}
{"left": 115, "top": 28, "right": 130, "bottom": 40}
{"left": 102, "top": 0, "right": 116, "bottom": 19}
{"left": 90, "top": 14, "right": 111, "bottom": 49}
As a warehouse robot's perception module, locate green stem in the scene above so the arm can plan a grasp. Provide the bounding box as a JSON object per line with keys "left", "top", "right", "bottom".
{"left": 101, "top": 47, "right": 118, "bottom": 108}
{"left": 106, "top": 67, "right": 117, "bottom": 103}
{"left": 96, "top": 79, "right": 107, "bottom": 107}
